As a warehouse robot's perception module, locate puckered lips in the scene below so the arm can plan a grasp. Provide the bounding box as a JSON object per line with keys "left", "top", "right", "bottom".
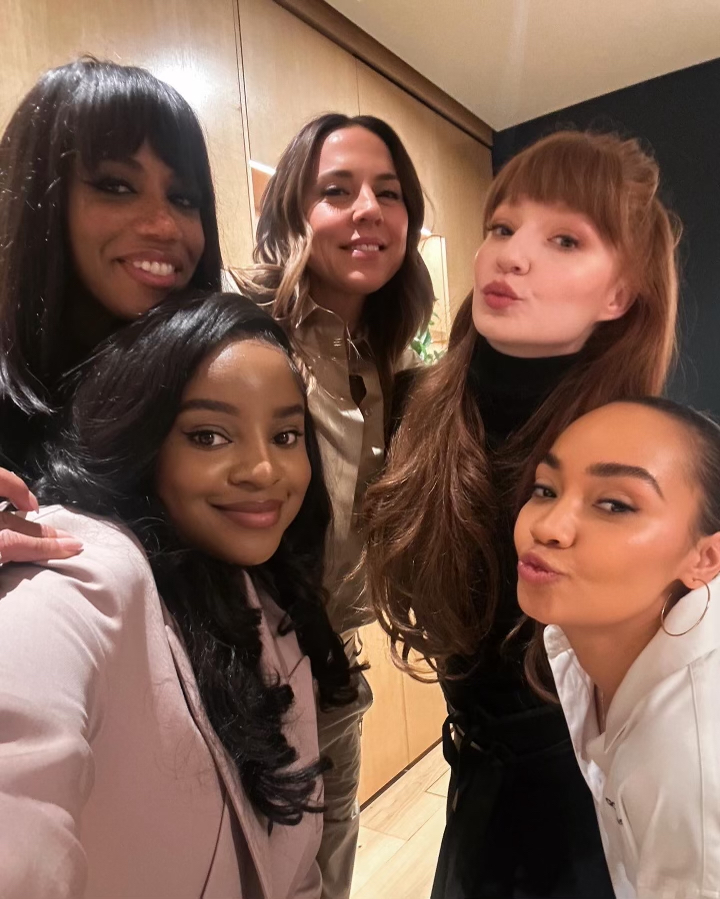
{"left": 212, "top": 499, "right": 283, "bottom": 530}
{"left": 517, "top": 551, "right": 565, "bottom": 585}
{"left": 482, "top": 279, "right": 520, "bottom": 311}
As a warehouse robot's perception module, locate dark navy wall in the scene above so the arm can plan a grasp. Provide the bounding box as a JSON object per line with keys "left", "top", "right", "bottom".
{"left": 493, "top": 57, "right": 720, "bottom": 414}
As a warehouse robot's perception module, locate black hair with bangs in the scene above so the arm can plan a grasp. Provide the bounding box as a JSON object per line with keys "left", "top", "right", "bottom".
{"left": 0, "top": 57, "right": 221, "bottom": 419}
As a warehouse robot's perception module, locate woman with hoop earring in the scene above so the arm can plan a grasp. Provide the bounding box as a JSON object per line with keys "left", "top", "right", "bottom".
{"left": 516, "top": 397, "right": 720, "bottom": 899}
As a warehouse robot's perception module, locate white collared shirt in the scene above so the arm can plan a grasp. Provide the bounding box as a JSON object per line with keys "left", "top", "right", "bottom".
{"left": 546, "top": 577, "right": 720, "bottom": 899}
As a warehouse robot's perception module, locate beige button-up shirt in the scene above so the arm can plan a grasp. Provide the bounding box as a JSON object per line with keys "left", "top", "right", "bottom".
{"left": 295, "top": 301, "right": 416, "bottom": 634}
{"left": 223, "top": 273, "right": 417, "bottom": 635}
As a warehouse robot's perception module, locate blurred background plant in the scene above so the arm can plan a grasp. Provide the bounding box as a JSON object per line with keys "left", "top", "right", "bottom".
{"left": 412, "top": 311, "right": 445, "bottom": 364}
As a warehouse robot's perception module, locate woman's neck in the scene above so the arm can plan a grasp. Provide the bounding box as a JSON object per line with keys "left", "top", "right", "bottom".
{"left": 564, "top": 609, "right": 662, "bottom": 712}
{"left": 307, "top": 275, "right": 366, "bottom": 333}
{"left": 65, "top": 279, "right": 122, "bottom": 358}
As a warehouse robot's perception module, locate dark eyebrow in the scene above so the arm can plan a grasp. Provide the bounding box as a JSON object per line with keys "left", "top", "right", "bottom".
{"left": 95, "top": 156, "right": 143, "bottom": 172}
{"left": 318, "top": 169, "right": 400, "bottom": 182}
{"left": 539, "top": 452, "right": 664, "bottom": 498}
{"left": 587, "top": 462, "right": 664, "bottom": 498}
{"left": 540, "top": 451, "right": 561, "bottom": 469}
{"left": 178, "top": 400, "right": 304, "bottom": 419}
{"left": 179, "top": 399, "right": 238, "bottom": 415}
{"left": 273, "top": 404, "right": 305, "bottom": 419}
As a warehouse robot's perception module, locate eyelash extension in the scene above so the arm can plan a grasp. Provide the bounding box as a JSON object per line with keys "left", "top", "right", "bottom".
{"left": 597, "top": 498, "right": 637, "bottom": 514}
{"left": 488, "top": 222, "right": 513, "bottom": 237}
{"left": 531, "top": 482, "right": 556, "bottom": 498}
{"left": 275, "top": 428, "right": 304, "bottom": 446}
{"left": 86, "top": 176, "right": 133, "bottom": 194}
{"left": 185, "top": 429, "right": 229, "bottom": 448}
{"left": 553, "top": 234, "right": 580, "bottom": 249}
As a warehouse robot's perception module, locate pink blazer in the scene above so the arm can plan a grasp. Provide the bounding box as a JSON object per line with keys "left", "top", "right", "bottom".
{"left": 0, "top": 507, "right": 322, "bottom": 899}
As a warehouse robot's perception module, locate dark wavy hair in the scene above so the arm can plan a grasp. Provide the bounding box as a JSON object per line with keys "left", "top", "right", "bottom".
{"left": 0, "top": 57, "right": 222, "bottom": 416}
{"left": 231, "top": 113, "right": 434, "bottom": 393}
{"left": 35, "top": 292, "right": 357, "bottom": 826}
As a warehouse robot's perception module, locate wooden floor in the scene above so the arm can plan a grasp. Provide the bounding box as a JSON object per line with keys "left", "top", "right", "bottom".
{"left": 350, "top": 743, "right": 450, "bottom": 899}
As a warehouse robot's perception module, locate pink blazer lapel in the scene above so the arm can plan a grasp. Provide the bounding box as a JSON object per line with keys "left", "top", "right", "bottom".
{"left": 162, "top": 610, "right": 274, "bottom": 899}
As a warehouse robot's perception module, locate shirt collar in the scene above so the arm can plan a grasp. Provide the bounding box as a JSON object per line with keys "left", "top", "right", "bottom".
{"left": 546, "top": 575, "right": 720, "bottom": 752}
{"left": 294, "top": 296, "right": 371, "bottom": 355}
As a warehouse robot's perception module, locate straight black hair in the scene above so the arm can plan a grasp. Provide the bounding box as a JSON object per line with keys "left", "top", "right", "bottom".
{"left": 36, "top": 291, "right": 357, "bottom": 826}
{"left": 0, "top": 57, "right": 222, "bottom": 416}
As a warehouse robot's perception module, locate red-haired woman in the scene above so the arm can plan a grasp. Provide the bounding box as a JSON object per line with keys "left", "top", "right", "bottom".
{"left": 365, "top": 131, "right": 680, "bottom": 897}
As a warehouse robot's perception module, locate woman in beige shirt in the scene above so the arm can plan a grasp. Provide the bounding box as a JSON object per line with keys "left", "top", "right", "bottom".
{"left": 231, "top": 113, "right": 434, "bottom": 899}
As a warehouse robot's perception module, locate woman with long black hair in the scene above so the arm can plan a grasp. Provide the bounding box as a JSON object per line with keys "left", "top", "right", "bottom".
{"left": 0, "top": 56, "right": 221, "bottom": 561}
{"left": 0, "top": 292, "right": 357, "bottom": 898}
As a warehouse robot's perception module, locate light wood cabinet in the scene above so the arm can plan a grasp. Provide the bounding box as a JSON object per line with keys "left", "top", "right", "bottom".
{"left": 433, "top": 113, "right": 493, "bottom": 314}
{"left": 358, "top": 622, "right": 411, "bottom": 804}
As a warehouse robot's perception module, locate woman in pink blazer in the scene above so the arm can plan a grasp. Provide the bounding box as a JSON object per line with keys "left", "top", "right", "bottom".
{"left": 0, "top": 292, "right": 358, "bottom": 898}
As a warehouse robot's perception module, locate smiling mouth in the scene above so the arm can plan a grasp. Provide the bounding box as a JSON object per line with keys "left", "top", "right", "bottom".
{"left": 343, "top": 238, "right": 387, "bottom": 253}
{"left": 213, "top": 500, "right": 283, "bottom": 530}
{"left": 119, "top": 257, "right": 182, "bottom": 290}
{"left": 131, "top": 259, "right": 177, "bottom": 276}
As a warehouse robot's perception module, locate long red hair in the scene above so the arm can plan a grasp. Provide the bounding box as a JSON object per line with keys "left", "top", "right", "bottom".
{"left": 364, "top": 130, "right": 681, "bottom": 678}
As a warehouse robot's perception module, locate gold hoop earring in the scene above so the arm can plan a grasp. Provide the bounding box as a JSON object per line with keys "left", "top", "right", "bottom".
{"left": 661, "top": 581, "right": 711, "bottom": 637}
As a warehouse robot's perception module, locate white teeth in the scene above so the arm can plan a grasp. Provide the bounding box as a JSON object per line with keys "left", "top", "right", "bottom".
{"left": 132, "top": 260, "right": 175, "bottom": 276}
{"left": 353, "top": 244, "right": 380, "bottom": 252}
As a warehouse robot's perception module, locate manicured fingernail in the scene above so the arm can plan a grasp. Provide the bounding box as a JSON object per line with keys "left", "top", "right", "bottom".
{"left": 58, "top": 539, "right": 83, "bottom": 551}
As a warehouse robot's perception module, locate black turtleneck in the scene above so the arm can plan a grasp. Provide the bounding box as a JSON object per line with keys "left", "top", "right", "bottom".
{"left": 467, "top": 335, "right": 582, "bottom": 448}
{"left": 444, "top": 336, "right": 582, "bottom": 716}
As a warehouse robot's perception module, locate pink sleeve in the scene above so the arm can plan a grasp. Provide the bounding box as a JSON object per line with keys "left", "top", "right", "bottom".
{"left": 0, "top": 548, "right": 135, "bottom": 898}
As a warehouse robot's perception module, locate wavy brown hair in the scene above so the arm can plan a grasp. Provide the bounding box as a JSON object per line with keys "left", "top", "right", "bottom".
{"left": 364, "top": 130, "right": 681, "bottom": 678}
{"left": 230, "top": 113, "right": 434, "bottom": 389}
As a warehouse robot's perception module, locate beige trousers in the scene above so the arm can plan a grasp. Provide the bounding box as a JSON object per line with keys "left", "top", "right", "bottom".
{"left": 315, "top": 635, "right": 373, "bottom": 899}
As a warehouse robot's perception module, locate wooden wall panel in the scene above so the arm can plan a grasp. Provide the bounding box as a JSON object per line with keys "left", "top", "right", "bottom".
{"left": 434, "top": 113, "right": 493, "bottom": 315}
{"left": 0, "top": 0, "right": 252, "bottom": 266}
{"left": 357, "top": 622, "right": 410, "bottom": 805}
{"left": 238, "top": 0, "right": 359, "bottom": 168}
{"left": 402, "top": 660, "right": 448, "bottom": 764}
{"left": 356, "top": 61, "right": 444, "bottom": 234}
{"left": 357, "top": 61, "right": 492, "bottom": 314}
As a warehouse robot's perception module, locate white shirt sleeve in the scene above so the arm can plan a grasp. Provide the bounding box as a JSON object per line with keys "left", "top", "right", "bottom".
{"left": 611, "top": 667, "right": 720, "bottom": 899}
